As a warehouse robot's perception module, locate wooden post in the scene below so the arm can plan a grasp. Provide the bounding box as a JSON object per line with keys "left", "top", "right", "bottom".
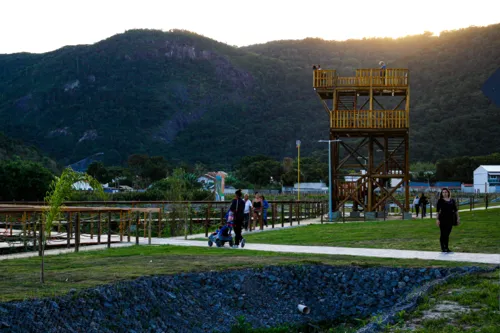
{"left": 90, "top": 213, "right": 94, "bottom": 240}
{"left": 281, "top": 203, "right": 284, "bottom": 227}
{"left": 205, "top": 204, "right": 211, "bottom": 237}
{"left": 69, "top": 212, "right": 73, "bottom": 238}
{"left": 97, "top": 212, "right": 102, "bottom": 244}
{"left": 33, "top": 214, "right": 37, "bottom": 250}
{"left": 107, "top": 211, "right": 111, "bottom": 249}
{"left": 289, "top": 203, "right": 293, "bottom": 226}
{"left": 135, "top": 213, "right": 140, "bottom": 245}
{"left": 189, "top": 208, "right": 193, "bottom": 235}
{"left": 297, "top": 202, "right": 300, "bottom": 225}
{"left": 127, "top": 211, "right": 131, "bottom": 242}
{"left": 143, "top": 212, "right": 147, "bottom": 239}
{"left": 321, "top": 202, "right": 324, "bottom": 224}
{"left": 158, "top": 206, "right": 163, "bottom": 237}
{"left": 22, "top": 212, "right": 27, "bottom": 250}
{"left": 67, "top": 215, "right": 72, "bottom": 248}
{"left": 272, "top": 204, "right": 276, "bottom": 228}
{"left": 148, "top": 212, "right": 152, "bottom": 245}
{"left": 220, "top": 207, "right": 224, "bottom": 224}
{"left": 119, "top": 211, "right": 123, "bottom": 242}
{"left": 38, "top": 219, "right": 43, "bottom": 257}
{"left": 75, "top": 212, "right": 80, "bottom": 253}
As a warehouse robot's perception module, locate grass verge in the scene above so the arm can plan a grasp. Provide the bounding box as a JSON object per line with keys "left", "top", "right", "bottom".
{"left": 0, "top": 245, "right": 494, "bottom": 302}
{"left": 241, "top": 210, "right": 500, "bottom": 253}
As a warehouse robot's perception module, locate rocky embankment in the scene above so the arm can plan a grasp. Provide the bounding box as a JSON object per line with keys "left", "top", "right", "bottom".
{"left": 0, "top": 265, "right": 486, "bottom": 332}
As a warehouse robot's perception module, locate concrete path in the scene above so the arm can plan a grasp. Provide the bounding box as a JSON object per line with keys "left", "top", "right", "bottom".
{"left": 142, "top": 238, "right": 500, "bottom": 265}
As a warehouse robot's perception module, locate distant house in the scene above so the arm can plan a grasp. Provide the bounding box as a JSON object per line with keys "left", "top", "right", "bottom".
{"left": 474, "top": 165, "right": 500, "bottom": 193}
{"left": 461, "top": 184, "right": 474, "bottom": 193}
{"left": 72, "top": 181, "right": 93, "bottom": 191}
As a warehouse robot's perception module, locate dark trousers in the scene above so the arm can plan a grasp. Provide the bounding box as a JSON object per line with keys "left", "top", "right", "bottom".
{"left": 234, "top": 222, "right": 243, "bottom": 246}
{"left": 415, "top": 205, "right": 420, "bottom": 216}
{"left": 421, "top": 204, "right": 427, "bottom": 217}
{"left": 243, "top": 213, "right": 250, "bottom": 231}
{"left": 439, "top": 223, "right": 453, "bottom": 250}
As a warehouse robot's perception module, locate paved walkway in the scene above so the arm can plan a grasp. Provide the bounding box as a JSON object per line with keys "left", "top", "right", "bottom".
{"left": 143, "top": 238, "right": 500, "bottom": 265}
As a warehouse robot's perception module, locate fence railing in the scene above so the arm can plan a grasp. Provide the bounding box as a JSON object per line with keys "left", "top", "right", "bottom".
{"left": 0, "top": 200, "right": 326, "bottom": 255}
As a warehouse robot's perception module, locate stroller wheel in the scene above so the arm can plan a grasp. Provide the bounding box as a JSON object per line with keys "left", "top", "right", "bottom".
{"left": 215, "top": 239, "right": 222, "bottom": 247}
{"left": 241, "top": 238, "right": 245, "bottom": 248}
{"left": 208, "top": 240, "right": 213, "bottom": 247}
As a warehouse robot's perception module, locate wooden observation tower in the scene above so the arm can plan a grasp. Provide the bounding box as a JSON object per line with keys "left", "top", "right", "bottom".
{"left": 313, "top": 68, "right": 410, "bottom": 217}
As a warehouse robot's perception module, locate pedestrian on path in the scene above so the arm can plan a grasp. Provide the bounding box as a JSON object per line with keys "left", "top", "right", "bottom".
{"left": 230, "top": 189, "right": 246, "bottom": 248}
{"left": 243, "top": 193, "right": 252, "bottom": 231}
{"left": 413, "top": 195, "right": 420, "bottom": 217}
{"left": 420, "top": 192, "right": 428, "bottom": 217}
{"left": 436, "top": 187, "right": 460, "bottom": 253}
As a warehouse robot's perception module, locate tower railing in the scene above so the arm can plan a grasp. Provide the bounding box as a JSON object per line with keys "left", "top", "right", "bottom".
{"left": 313, "top": 68, "right": 409, "bottom": 88}
{"left": 332, "top": 110, "right": 409, "bottom": 129}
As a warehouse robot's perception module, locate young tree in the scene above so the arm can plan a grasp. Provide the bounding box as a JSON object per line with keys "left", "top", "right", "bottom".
{"left": 41, "top": 168, "right": 104, "bottom": 283}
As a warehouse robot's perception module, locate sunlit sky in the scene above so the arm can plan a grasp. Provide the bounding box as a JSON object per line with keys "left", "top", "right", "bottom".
{"left": 1, "top": 0, "right": 499, "bottom": 54}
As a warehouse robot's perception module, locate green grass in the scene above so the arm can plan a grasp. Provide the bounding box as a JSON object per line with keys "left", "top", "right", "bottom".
{"left": 0, "top": 245, "right": 491, "bottom": 302}
{"left": 242, "top": 210, "right": 500, "bottom": 253}
{"left": 386, "top": 270, "right": 500, "bottom": 332}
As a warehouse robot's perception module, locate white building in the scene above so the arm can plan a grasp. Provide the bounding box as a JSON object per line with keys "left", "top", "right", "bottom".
{"left": 72, "top": 181, "right": 93, "bottom": 191}
{"left": 473, "top": 165, "right": 500, "bottom": 193}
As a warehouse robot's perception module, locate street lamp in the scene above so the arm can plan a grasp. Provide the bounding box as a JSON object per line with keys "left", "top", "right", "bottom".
{"left": 296, "top": 140, "right": 301, "bottom": 201}
{"left": 318, "top": 139, "right": 341, "bottom": 221}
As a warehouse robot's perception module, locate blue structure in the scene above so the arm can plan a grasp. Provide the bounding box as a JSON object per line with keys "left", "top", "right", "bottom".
{"left": 68, "top": 152, "right": 104, "bottom": 173}
{"left": 435, "top": 182, "right": 461, "bottom": 189}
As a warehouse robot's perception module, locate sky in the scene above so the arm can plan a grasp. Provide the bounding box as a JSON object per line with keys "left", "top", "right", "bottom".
{"left": 1, "top": 0, "right": 499, "bottom": 54}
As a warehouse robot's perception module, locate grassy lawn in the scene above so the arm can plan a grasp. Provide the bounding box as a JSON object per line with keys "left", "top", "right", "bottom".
{"left": 0, "top": 245, "right": 493, "bottom": 302}
{"left": 242, "top": 210, "right": 500, "bottom": 253}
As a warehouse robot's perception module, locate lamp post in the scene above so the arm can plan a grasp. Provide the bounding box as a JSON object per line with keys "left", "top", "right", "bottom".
{"left": 318, "top": 139, "right": 341, "bottom": 221}
{"left": 296, "top": 140, "right": 301, "bottom": 201}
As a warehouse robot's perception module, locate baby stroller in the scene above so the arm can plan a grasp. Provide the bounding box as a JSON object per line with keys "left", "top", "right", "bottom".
{"left": 208, "top": 225, "right": 234, "bottom": 247}
{"left": 208, "top": 216, "right": 234, "bottom": 248}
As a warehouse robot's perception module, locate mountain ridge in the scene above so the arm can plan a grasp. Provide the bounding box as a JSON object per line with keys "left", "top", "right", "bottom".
{"left": 0, "top": 25, "right": 499, "bottom": 167}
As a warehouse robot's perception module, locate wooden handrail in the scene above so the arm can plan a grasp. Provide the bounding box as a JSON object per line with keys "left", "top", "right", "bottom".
{"left": 332, "top": 110, "right": 409, "bottom": 129}
{"left": 313, "top": 68, "right": 409, "bottom": 88}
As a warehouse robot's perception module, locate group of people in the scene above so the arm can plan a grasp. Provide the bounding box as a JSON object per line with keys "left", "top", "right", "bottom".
{"left": 412, "top": 192, "right": 429, "bottom": 217}
{"left": 213, "top": 187, "right": 461, "bottom": 253}
{"left": 212, "top": 190, "right": 271, "bottom": 249}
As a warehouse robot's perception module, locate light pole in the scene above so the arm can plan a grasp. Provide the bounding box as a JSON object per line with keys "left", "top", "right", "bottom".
{"left": 296, "top": 140, "right": 301, "bottom": 201}
{"left": 318, "top": 139, "right": 341, "bottom": 221}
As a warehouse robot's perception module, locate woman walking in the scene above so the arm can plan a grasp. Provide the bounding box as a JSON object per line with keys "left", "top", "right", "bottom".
{"left": 436, "top": 188, "right": 460, "bottom": 252}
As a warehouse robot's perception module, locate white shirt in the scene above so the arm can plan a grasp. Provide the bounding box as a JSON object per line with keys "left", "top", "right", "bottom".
{"left": 244, "top": 199, "right": 252, "bottom": 214}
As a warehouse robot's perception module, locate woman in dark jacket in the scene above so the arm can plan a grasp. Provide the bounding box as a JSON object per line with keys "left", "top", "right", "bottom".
{"left": 436, "top": 188, "right": 460, "bottom": 252}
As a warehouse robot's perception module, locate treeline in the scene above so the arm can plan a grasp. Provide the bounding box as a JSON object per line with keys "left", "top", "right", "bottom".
{"left": 436, "top": 153, "right": 500, "bottom": 183}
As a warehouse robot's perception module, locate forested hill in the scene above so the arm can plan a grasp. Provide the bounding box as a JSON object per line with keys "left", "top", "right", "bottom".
{"left": 0, "top": 132, "right": 58, "bottom": 172}
{"left": 0, "top": 25, "right": 499, "bottom": 168}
